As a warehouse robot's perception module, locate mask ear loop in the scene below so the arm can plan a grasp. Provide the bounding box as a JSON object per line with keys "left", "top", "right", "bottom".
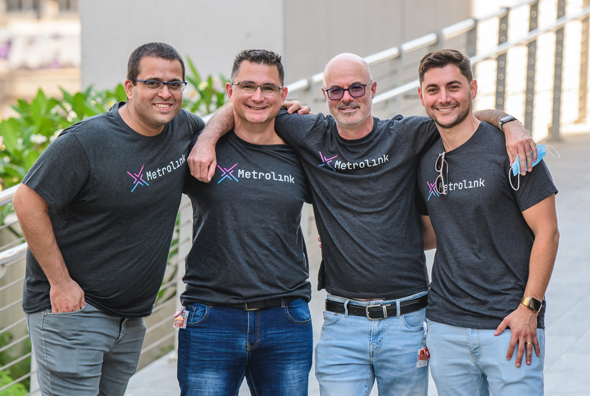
{"left": 545, "top": 145, "right": 560, "bottom": 159}
{"left": 509, "top": 167, "right": 520, "bottom": 191}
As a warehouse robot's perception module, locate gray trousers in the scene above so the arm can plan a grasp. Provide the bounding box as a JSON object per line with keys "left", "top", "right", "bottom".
{"left": 26, "top": 303, "right": 146, "bottom": 396}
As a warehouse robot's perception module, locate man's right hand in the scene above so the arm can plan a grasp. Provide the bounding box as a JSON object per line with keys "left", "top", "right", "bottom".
{"left": 188, "top": 136, "right": 218, "bottom": 183}
{"left": 50, "top": 278, "right": 86, "bottom": 313}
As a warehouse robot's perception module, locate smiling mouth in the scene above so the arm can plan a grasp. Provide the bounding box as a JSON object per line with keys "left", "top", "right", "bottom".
{"left": 154, "top": 103, "right": 173, "bottom": 110}
{"left": 246, "top": 105, "right": 268, "bottom": 110}
{"left": 434, "top": 105, "right": 457, "bottom": 113}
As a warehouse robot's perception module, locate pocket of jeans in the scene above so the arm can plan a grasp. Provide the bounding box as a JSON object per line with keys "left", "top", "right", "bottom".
{"left": 44, "top": 303, "right": 90, "bottom": 316}
{"left": 322, "top": 310, "right": 342, "bottom": 327}
{"left": 402, "top": 308, "right": 426, "bottom": 331}
{"left": 285, "top": 298, "right": 312, "bottom": 324}
{"left": 186, "top": 303, "right": 208, "bottom": 326}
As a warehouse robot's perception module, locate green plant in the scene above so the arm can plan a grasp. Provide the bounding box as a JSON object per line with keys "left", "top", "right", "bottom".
{"left": 183, "top": 56, "right": 229, "bottom": 115}
{"left": 0, "top": 331, "right": 30, "bottom": 396}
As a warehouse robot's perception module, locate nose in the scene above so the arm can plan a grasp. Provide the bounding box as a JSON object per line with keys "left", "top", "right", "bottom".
{"left": 341, "top": 88, "right": 354, "bottom": 102}
{"left": 252, "top": 86, "right": 264, "bottom": 101}
{"left": 438, "top": 88, "right": 449, "bottom": 104}
{"left": 159, "top": 84, "right": 172, "bottom": 99}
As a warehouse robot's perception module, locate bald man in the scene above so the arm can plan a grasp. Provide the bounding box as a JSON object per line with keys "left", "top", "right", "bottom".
{"left": 189, "top": 52, "right": 537, "bottom": 396}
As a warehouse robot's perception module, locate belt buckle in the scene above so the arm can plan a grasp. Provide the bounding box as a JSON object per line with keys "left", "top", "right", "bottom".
{"left": 366, "top": 304, "right": 388, "bottom": 320}
{"left": 243, "top": 303, "right": 260, "bottom": 312}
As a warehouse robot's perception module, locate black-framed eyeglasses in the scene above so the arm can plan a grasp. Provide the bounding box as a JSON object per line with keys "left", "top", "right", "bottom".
{"left": 232, "top": 82, "right": 283, "bottom": 95}
{"left": 135, "top": 79, "right": 188, "bottom": 92}
{"left": 435, "top": 152, "right": 448, "bottom": 195}
{"left": 322, "top": 81, "right": 373, "bottom": 101}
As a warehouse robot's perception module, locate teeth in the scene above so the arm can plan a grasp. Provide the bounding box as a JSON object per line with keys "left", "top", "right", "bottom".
{"left": 155, "top": 104, "right": 171, "bottom": 108}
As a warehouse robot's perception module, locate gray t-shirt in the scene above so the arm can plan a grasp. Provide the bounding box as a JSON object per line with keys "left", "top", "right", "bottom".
{"left": 22, "top": 102, "right": 204, "bottom": 317}
{"left": 274, "top": 111, "right": 439, "bottom": 299}
{"left": 181, "top": 131, "right": 312, "bottom": 306}
{"left": 417, "top": 122, "right": 557, "bottom": 329}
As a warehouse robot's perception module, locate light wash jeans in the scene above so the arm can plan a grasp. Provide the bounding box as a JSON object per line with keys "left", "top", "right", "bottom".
{"left": 427, "top": 320, "right": 545, "bottom": 396}
{"left": 26, "top": 303, "right": 146, "bottom": 396}
{"left": 315, "top": 292, "right": 429, "bottom": 396}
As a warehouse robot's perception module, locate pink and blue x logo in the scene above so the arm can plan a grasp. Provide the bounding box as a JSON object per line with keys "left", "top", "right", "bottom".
{"left": 127, "top": 165, "right": 149, "bottom": 192}
{"left": 318, "top": 151, "right": 338, "bottom": 171}
{"left": 427, "top": 181, "right": 439, "bottom": 201}
{"left": 217, "top": 163, "right": 239, "bottom": 183}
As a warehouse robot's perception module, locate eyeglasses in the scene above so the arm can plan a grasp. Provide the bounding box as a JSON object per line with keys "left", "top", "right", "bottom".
{"left": 232, "top": 82, "right": 283, "bottom": 95}
{"left": 435, "top": 152, "right": 448, "bottom": 195}
{"left": 322, "top": 81, "right": 372, "bottom": 101}
{"left": 135, "top": 79, "right": 188, "bottom": 92}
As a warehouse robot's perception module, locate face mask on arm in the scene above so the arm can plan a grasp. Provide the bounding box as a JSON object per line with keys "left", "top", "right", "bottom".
{"left": 509, "top": 144, "right": 559, "bottom": 191}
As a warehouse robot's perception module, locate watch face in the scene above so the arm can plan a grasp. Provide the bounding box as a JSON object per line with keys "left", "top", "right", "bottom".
{"left": 530, "top": 298, "right": 542, "bottom": 312}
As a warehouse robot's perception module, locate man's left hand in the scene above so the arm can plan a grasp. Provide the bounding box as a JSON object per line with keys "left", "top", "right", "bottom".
{"left": 282, "top": 100, "right": 311, "bottom": 115}
{"left": 494, "top": 304, "right": 540, "bottom": 367}
{"left": 503, "top": 120, "right": 538, "bottom": 176}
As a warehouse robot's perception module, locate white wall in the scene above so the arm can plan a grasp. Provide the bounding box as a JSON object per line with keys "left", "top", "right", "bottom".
{"left": 80, "top": 0, "right": 471, "bottom": 90}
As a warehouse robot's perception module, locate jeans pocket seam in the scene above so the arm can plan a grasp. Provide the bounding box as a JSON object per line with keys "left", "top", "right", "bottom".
{"left": 187, "top": 305, "right": 209, "bottom": 326}
{"left": 285, "top": 306, "right": 312, "bottom": 325}
{"left": 322, "top": 311, "right": 341, "bottom": 327}
{"left": 401, "top": 314, "right": 425, "bottom": 331}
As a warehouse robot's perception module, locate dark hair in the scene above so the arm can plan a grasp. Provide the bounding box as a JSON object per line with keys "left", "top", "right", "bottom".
{"left": 231, "top": 49, "right": 285, "bottom": 85}
{"left": 127, "top": 42, "right": 185, "bottom": 82}
{"left": 419, "top": 49, "right": 472, "bottom": 84}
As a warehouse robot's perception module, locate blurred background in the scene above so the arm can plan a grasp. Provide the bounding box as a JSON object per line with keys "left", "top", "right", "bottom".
{"left": 1, "top": 1, "right": 589, "bottom": 395}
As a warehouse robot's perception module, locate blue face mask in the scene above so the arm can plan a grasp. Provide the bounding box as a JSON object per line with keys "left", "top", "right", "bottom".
{"left": 509, "top": 144, "right": 559, "bottom": 190}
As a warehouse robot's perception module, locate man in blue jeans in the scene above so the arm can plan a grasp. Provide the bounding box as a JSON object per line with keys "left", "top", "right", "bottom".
{"left": 191, "top": 52, "right": 538, "bottom": 395}
{"left": 416, "top": 49, "right": 559, "bottom": 395}
{"left": 177, "top": 50, "right": 313, "bottom": 395}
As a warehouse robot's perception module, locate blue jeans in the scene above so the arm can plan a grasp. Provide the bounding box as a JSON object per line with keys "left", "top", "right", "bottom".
{"left": 315, "top": 292, "right": 429, "bottom": 396}
{"left": 26, "top": 303, "right": 146, "bottom": 396}
{"left": 427, "top": 320, "right": 545, "bottom": 396}
{"left": 177, "top": 298, "right": 313, "bottom": 396}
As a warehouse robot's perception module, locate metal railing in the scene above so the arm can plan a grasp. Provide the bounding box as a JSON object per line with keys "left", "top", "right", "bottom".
{"left": 285, "top": 0, "right": 590, "bottom": 142}
{"left": 1, "top": 0, "right": 589, "bottom": 393}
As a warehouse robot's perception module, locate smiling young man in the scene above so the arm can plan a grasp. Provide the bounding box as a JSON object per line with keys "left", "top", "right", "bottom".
{"left": 13, "top": 42, "right": 205, "bottom": 396}
{"left": 188, "top": 52, "right": 540, "bottom": 396}
{"left": 416, "top": 49, "right": 559, "bottom": 395}
{"left": 177, "top": 50, "right": 313, "bottom": 396}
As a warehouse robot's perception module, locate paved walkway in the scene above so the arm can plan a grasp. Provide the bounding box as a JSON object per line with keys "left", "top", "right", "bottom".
{"left": 125, "top": 132, "right": 589, "bottom": 396}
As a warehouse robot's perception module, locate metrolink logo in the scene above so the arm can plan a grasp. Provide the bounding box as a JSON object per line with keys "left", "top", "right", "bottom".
{"left": 127, "top": 154, "right": 186, "bottom": 192}
{"left": 216, "top": 162, "right": 295, "bottom": 184}
{"left": 127, "top": 165, "right": 149, "bottom": 192}
{"left": 426, "top": 177, "right": 486, "bottom": 200}
{"left": 317, "top": 151, "right": 390, "bottom": 172}
{"left": 427, "top": 181, "right": 439, "bottom": 201}
{"left": 318, "top": 151, "right": 338, "bottom": 171}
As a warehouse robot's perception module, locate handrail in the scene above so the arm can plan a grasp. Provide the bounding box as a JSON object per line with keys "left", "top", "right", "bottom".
{"left": 374, "top": 5, "right": 590, "bottom": 105}
{"left": 442, "top": 18, "right": 476, "bottom": 40}
{"left": 0, "top": 185, "right": 19, "bottom": 207}
{"left": 0, "top": 242, "right": 28, "bottom": 266}
{"left": 471, "top": 7, "right": 590, "bottom": 64}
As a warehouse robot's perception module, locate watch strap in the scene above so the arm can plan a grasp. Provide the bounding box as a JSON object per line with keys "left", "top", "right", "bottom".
{"left": 499, "top": 115, "right": 517, "bottom": 131}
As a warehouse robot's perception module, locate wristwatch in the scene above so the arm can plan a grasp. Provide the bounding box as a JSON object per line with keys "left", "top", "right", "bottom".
{"left": 521, "top": 296, "right": 543, "bottom": 313}
{"left": 498, "top": 115, "right": 517, "bottom": 131}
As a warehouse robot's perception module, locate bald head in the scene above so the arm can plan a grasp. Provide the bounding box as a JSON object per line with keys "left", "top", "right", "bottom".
{"left": 323, "top": 53, "right": 372, "bottom": 87}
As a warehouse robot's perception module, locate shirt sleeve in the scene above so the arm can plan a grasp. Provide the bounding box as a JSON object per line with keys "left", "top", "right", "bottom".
{"left": 513, "top": 160, "right": 558, "bottom": 212}
{"left": 22, "top": 132, "right": 91, "bottom": 210}
{"left": 185, "top": 110, "right": 205, "bottom": 136}
{"left": 275, "top": 109, "right": 324, "bottom": 149}
{"left": 396, "top": 116, "right": 440, "bottom": 156}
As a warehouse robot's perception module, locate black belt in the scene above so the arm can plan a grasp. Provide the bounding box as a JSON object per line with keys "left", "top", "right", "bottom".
{"left": 223, "top": 297, "right": 297, "bottom": 311}
{"left": 325, "top": 295, "right": 427, "bottom": 320}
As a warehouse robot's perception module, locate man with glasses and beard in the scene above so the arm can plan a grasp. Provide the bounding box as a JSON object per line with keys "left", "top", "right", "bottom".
{"left": 416, "top": 49, "right": 558, "bottom": 396}
{"left": 189, "top": 52, "right": 537, "bottom": 395}
{"left": 177, "top": 49, "right": 313, "bottom": 396}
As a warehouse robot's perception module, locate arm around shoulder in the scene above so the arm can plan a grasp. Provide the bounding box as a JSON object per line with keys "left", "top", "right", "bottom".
{"left": 187, "top": 104, "right": 235, "bottom": 182}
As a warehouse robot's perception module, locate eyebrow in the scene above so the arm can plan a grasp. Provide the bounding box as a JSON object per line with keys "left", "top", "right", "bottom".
{"left": 142, "top": 77, "right": 184, "bottom": 82}
{"left": 425, "top": 80, "right": 463, "bottom": 89}
{"left": 328, "top": 82, "right": 364, "bottom": 89}
{"left": 239, "top": 80, "right": 281, "bottom": 86}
